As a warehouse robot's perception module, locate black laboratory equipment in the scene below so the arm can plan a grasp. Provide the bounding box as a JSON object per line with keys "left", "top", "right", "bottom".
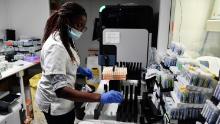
{"left": 0, "top": 93, "right": 20, "bottom": 115}
{"left": 116, "top": 61, "right": 142, "bottom": 80}
{"left": 99, "top": 5, "right": 154, "bottom": 39}
{"left": 92, "top": 18, "right": 102, "bottom": 41}
{"left": 5, "top": 29, "right": 16, "bottom": 41}
{"left": 98, "top": 4, "right": 154, "bottom": 68}
{"left": 98, "top": 4, "right": 154, "bottom": 94}
{"left": 94, "top": 84, "right": 108, "bottom": 119}
{"left": 5, "top": 51, "right": 16, "bottom": 62}
{"left": 74, "top": 78, "right": 96, "bottom": 120}
{"left": 98, "top": 45, "right": 116, "bottom": 66}
{"left": 94, "top": 4, "right": 163, "bottom": 123}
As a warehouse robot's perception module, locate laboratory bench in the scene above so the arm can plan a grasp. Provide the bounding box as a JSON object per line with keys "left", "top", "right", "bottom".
{"left": 77, "top": 79, "right": 164, "bottom": 124}
{"left": 0, "top": 60, "right": 40, "bottom": 124}
{"left": 76, "top": 56, "right": 219, "bottom": 124}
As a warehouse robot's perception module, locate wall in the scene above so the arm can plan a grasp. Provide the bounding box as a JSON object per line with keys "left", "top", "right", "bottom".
{"left": 202, "top": 32, "right": 220, "bottom": 57}
{"left": 6, "top": 0, "right": 50, "bottom": 39}
{"left": 69, "top": 0, "right": 160, "bottom": 66}
{"left": 0, "top": 0, "right": 8, "bottom": 39}
{"left": 211, "top": 0, "right": 220, "bottom": 19}
{"left": 1, "top": 0, "right": 163, "bottom": 66}
{"left": 157, "top": 0, "right": 171, "bottom": 54}
{"left": 171, "top": 0, "right": 220, "bottom": 58}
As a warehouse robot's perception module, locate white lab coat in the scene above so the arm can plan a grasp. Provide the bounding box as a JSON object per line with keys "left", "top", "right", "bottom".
{"left": 36, "top": 32, "right": 80, "bottom": 115}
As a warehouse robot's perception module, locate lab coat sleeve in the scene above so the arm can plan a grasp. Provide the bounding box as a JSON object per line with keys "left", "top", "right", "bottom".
{"left": 46, "top": 74, "right": 70, "bottom": 92}
{"left": 43, "top": 44, "right": 67, "bottom": 75}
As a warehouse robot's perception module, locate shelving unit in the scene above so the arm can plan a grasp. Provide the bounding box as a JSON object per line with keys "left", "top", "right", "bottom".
{"left": 170, "top": 91, "right": 204, "bottom": 108}
{"left": 200, "top": 81, "right": 220, "bottom": 124}
{"left": 176, "top": 76, "right": 213, "bottom": 93}
{"left": 0, "top": 97, "right": 22, "bottom": 124}
{"left": 0, "top": 60, "right": 39, "bottom": 124}
{"left": 151, "top": 49, "right": 216, "bottom": 124}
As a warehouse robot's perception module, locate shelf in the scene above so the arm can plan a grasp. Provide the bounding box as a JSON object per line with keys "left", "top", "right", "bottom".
{"left": 160, "top": 88, "right": 173, "bottom": 92}
{"left": 167, "top": 49, "right": 178, "bottom": 57}
{"left": 217, "top": 103, "right": 220, "bottom": 110}
{"left": 169, "top": 66, "right": 181, "bottom": 75}
{"left": 210, "top": 96, "right": 220, "bottom": 105}
{"left": 78, "top": 119, "right": 136, "bottom": 124}
{"left": 176, "top": 76, "right": 213, "bottom": 93}
{"left": 206, "top": 20, "right": 220, "bottom": 32}
{"left": 0, "top": 60, "right": 37, "bottom": 80}
{"left": 164, "top": 112, "right": 205, "bottom": 124}
{"left": 171, "top": 91, "right": 204, "bottom": 108}
{"left": 0, "top": 91, "right": 9, "bottom": 99}
{"left": 155, "top": 79, "right": 174, "bottom": 93}
{"left": 160, "top": 62, "right": 170, "bottom": 70}
{"left": 0, "top": 97, "right": 22, "bottom": 122}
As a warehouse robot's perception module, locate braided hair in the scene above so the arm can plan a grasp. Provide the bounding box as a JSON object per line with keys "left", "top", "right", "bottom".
{"left": 42, "top": 2, "right": 86, "bottom": 61}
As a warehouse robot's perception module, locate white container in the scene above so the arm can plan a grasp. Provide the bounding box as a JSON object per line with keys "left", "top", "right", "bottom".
{"left": 0, "top": 56, "right": 5, "bottom": 62}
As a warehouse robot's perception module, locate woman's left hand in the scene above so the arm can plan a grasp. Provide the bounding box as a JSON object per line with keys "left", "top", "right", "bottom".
{"left": 77, "top": 67, "right": 93, "bottom": 80}
{"left": 84, "top": 68, "right": 93, "bottom": 80}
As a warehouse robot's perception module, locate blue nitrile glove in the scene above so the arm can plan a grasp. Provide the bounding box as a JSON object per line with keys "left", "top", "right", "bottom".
{"left": 100, "top": 90, "right": 124, "bottom": 104}
{"left": 77, "top": 66, "right": 93, "bottom": 80}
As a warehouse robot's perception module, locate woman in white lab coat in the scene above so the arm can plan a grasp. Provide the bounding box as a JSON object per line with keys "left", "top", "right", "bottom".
{"left": 36, "top": 2, "right": 123, "bottom": 124}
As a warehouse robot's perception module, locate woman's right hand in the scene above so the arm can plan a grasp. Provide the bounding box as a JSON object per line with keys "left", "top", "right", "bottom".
{"left": 100, "top": 90, "right": 124, "bottom": 104}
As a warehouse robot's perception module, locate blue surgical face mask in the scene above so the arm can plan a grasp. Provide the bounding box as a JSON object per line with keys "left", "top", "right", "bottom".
{"left": 67, "top": 25, "right": 83, "bottom": 41}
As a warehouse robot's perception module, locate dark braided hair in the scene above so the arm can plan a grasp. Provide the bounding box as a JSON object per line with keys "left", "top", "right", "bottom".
{"left": 42, "top": 2, "right": 86, "bottom": 61}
